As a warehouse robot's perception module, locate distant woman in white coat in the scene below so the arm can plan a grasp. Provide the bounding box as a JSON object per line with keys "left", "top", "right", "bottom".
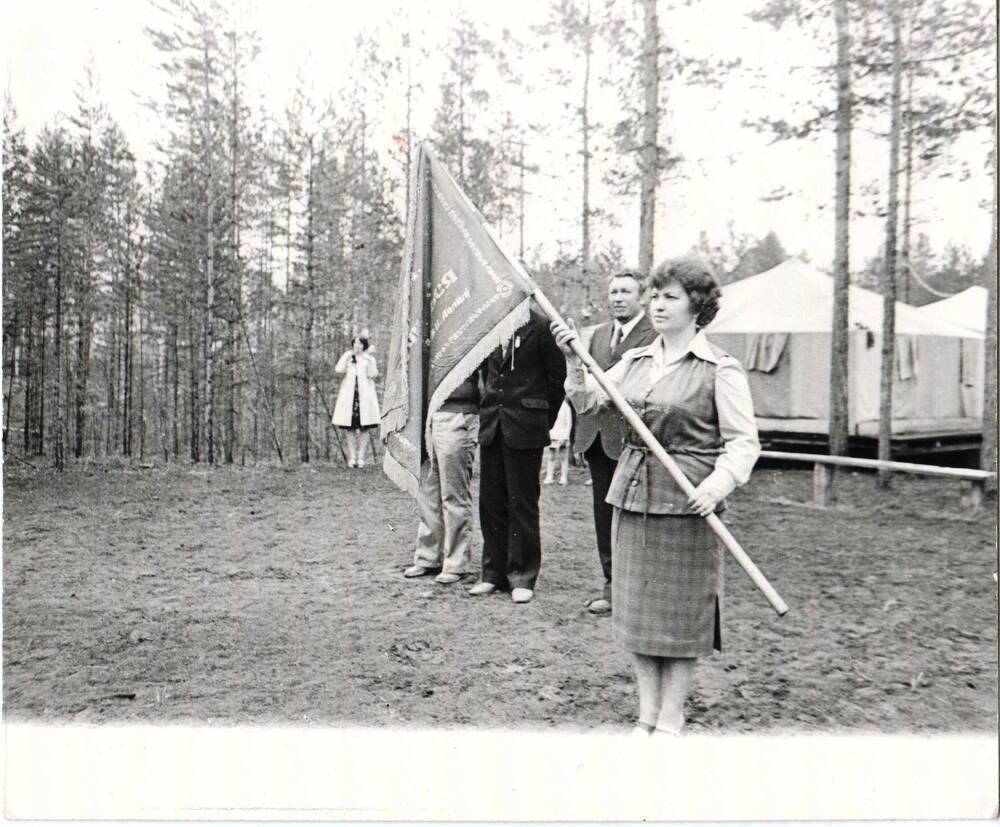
{"left": 333, "top": 333, "right": 381, "bottom": 467}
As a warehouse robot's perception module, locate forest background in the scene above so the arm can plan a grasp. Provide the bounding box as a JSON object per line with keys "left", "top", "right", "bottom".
{"left": 3, "top": 0, "right": 996, "bottom": 470}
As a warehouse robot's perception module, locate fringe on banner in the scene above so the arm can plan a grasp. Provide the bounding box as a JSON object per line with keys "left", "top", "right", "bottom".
{"left": 378, "top": 266, "right": 413, "bottom": 438}
{"left": 379, "top": 150, "right": 425, "bottom": 440}
{"left": 419, "top": 147, "right": 536, "bottom": 454}
{"left": 382, "top": 444, "right": 419, "bottom": 499}
{"left": 423, "top": 298, "right": 531, "bottom": 456}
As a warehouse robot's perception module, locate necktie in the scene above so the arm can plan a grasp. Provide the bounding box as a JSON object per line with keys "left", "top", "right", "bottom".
{"left": 610, "top": 324, "right": 622, "bottom": 352}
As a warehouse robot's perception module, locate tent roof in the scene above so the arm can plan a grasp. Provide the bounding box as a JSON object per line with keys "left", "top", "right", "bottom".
{"left": 707, "top": 257, "right": 979, "bottom": 337}
{"left": 916, "top": 286, "right": 987, "bottom": 334}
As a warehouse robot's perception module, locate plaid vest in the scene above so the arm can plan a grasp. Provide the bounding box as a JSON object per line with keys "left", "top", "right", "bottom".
{"left": 606, "top": 348, "right": 728, "bottom": 515}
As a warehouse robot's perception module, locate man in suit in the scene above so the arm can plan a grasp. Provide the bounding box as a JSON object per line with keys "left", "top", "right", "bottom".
{"left": 574, "top": 271, "right": 657, "bottom": 615}
{"left": 470, "top": 309, "right": 567, "bottom": 604}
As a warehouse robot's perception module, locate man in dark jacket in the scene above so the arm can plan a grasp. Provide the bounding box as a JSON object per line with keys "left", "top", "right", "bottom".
{"left": 470, "top": 309, "right": 567, "bottom": 604}
{"left": 574, "top": 271, "right": 657, "bottom": 614}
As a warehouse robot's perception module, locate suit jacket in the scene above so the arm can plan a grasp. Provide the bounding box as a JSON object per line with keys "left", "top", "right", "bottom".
{"left": 479, "top": 311, "right": 568, "bottom": 450}
{"left": 572, "top": 313, "right": 657, "bottom": 458}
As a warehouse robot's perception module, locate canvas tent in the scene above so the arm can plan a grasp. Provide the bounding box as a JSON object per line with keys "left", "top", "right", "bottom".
{"left": 705, "top": 258, "right": 984, "bottom": 437}
{"left": 917, "top": 285, "right": 987, "bottom": 334}
{"left": 917, "top": 285, "right": 987, "bottom": 418}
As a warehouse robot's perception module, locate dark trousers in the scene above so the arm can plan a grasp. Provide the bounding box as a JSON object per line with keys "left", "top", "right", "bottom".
{"left": 479, "top": 432, "right": 544, "bottom": 590}
{"left": 584, "top": 440, "right": 618, "bottom": 600}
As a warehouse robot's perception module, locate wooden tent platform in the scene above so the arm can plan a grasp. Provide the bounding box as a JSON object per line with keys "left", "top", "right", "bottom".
{"left": 759, "top": 427, "right": 984, "bottom": 464}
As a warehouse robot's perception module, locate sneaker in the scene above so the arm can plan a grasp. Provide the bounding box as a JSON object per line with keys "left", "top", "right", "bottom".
{"left": 468, "top": 582, "right": 496, "bottom": 596}
{"left": 434, "top": 572, "right": 462, "bottom": 584}
{"left": 403, "top": 565, "right": 438, "bottom": 578}
{"left": 511, "top": 588, "right": 533, "bottom": 604}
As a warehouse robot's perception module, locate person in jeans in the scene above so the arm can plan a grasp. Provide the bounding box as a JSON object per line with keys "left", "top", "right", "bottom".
{"left": 403, "top": 373, "right": 480, "bottom": 585}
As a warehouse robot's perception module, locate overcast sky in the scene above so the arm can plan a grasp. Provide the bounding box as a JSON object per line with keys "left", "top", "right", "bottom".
{"left": 4, "top": 0, "right": 995, "bottom": 274}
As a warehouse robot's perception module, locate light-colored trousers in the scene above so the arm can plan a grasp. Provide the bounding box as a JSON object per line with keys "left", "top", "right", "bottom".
{"left": 413, "top": 411, "right": 479, "bottom": 574}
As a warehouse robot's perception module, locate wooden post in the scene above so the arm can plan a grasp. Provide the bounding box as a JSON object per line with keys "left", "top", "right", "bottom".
{"left": 762, "top": 449, "right": 995, "bottom": 513}
{"left": 813, "top": 463, "right": 832, "bottom": 507}
{"left": 960, "top": 479, "right": 984, "bottom": 513}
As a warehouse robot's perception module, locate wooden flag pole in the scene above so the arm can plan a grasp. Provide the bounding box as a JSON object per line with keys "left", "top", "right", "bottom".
{"left": 526, "top": 280, "right": 789, "bottom": 617}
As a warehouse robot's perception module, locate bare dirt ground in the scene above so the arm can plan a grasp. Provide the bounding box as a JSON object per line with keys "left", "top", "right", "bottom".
{"left": 3, "top": 459, "right": 997, "bottom": 733}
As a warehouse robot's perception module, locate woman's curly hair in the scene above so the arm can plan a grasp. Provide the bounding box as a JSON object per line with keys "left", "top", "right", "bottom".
{"left": 647, "top": 255, "right": 722, "bottom": 328}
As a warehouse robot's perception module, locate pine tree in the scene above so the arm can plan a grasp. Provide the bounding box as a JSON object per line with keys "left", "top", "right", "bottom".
{"left": 749, "top": 0, "right": 857, "bottom": 472}
{"left": 27, "top": 127, "right": 78, "bottom": 468}
{"left": 430, "top": 16, "right": 496, "bottom": 210}
{"left": 878, "top": 0, "right": 904, "bottom": 486}
{"left": 2, "top": 98, "right": 32, "bottom": 451}
{"left": 537, "top": 0, "right": 600, "bottom": 298}
{"left": 604, "top": 0, "right": 734, "bottom": 274}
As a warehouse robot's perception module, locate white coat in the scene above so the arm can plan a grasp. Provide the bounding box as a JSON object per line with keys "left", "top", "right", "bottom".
{"left": 332, "top": 350, "right": 381, "bottom": 428}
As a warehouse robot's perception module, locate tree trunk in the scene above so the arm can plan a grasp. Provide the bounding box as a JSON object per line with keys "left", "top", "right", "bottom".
{"left": 299, "top": 141, "right": 316, "bottom": 464}
{"left": 189, "top": 303, "right": 200, "bottom": 462}
{"left": 518, "top": 140, "right": 526, "bottom": 261}
{"left": 52, "top": 201, "right": 65, "bottom": 470}
{"left": 982, "top": 114, "right": 998, "bottom": 494}
{"left": 581, "top": 0, "right": 593, "bottom": 300}
{"left": 900, "top": 14, "right": 915, "bottom": 305}
{"left": 4, "top": 306, "right": 17, "bottom": 450}
{"left": 267, "top": 247, "right": 277, "bottom": 462}
{"left": 204, "top": 196, "right": 215, "bottom": 464}
{"left": 74, "top": 310, "right": 91, "bottom": 458}
{"left": 405, "top": 37, "right": 413, "bottom": 211}
{"left": 203, "top": 37, "right": 216, "bottom": 466}
{"left": 457, "top": 54, "right": 466, "bottom": 187}
{"left": 137, "top": 258, "right": 146, "bottom": 461}
{"left": 36, "top": 314, "right": 46, "bottom": 457}
{"left": 161, "top": 336, "right": 170, "bottom": 462}
{"left": 877, "top": 0, "right": 903, "bottom": 488}
{"left": 22, "top": 308, "right": 32, "bottom": 453}
{"left": 106, "top": 302, "right": 115, "bottom": 456}
{"left": 171, "top": 320, "right": 179, "bottom": 460}
{"left": 829, "top": 0, "right": 853, "bottom": 477}
{"left": 122, "top": 224, "right": 134, "bottom": 458}
{"left": 638, "top": 0, "right": 659, "bottom": 276}
{"left": 226, "top": 31, "right": 241, "bottom": 465}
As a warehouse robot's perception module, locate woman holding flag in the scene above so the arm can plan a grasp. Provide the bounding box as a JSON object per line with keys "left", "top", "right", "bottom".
{"left": 552, "top": 256, "right": 760, "bottom": 736}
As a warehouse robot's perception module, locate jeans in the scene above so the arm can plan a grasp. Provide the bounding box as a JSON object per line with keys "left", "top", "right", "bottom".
{"left": 413, "top": 412, "right": 479, "bottom": 574}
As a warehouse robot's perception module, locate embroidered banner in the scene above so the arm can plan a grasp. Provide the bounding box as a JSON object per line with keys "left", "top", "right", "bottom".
{"left": 381, "top": 143, "right": 532, "bottom": 496}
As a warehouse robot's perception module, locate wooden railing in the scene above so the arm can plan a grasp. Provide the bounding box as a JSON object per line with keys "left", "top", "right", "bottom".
{"left": 759, "top": 450, "right": 995, "bottom": 510}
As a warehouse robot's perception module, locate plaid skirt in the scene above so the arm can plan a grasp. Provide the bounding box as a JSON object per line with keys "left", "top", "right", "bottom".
{"left": 611, "top": 508, "right": 722, "bottom": 658}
